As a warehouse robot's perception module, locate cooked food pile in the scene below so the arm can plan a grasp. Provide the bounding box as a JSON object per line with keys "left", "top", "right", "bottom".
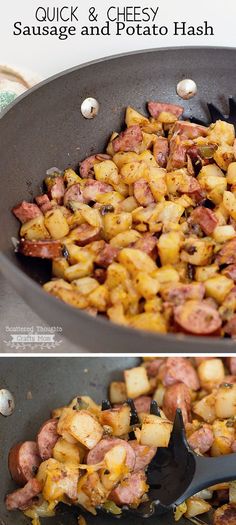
{"left": 6, "top": 357, "right": 236, "bottom": 524}
{"left": 12, "top": 102, "right": 236, "bottom": 337}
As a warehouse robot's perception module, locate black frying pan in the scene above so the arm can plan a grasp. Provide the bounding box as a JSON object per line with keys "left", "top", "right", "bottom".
{"left": 0, "top": 47, "right": 235, "bottom": 352}
{"left": 0, "top": 356, "right": 212, "bottom": 525}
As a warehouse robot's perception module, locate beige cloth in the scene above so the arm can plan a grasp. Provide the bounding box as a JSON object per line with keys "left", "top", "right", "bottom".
{"left": 0, "top": 65, "right": 41, "bottom": 110}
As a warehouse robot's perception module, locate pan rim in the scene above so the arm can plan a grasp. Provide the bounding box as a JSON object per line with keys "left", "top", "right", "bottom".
{"left": 0, "top": 45, "right": 236, "bottom": 348}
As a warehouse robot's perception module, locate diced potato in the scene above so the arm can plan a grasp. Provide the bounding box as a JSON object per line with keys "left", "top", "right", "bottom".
{"left": 103, "top": 212, "right": 132, "bottom": 240}
{"left": 120, "top": 161, "right": 147, "bottom": 184}
{"left": 80, "top": 206, "right": 103, "bottom": 229}
{"left": 109, "top": 381, "right": 127, "bottom": 404}
{"left": 158, "top": 111, "right": 177, "bottom": 124}
{"left": 140, "top": 414, "right": 172, "bottom": 447}
{"left": 118, "top": 196, "right": 138, "bottom": 212}
{"left": 43, "top": 279, "right": 72, "bottom": 294}
{"left": 213, "top": 225, "right": 236, "bottom": 243}
{"left": 208, "top": 120, "right": 235, "bottom": 145}
{"left": 47, "top": 286, "right": 89, "bottom": 309}
{"left": 69, "top": 395, "right": 101, "bottom": 416}
{"left": 129, "top": 312, "right": 167, "bottom": 333}
{"left": 158, "top": 231, "right": 183, "bottom": 265}
{"left": 153, "top": 383, "right": 165, "bottom": 407}
{"left": 20, "top": 215, "right": 50, "bottom": 240}
{"left": 44, "top": 209, "right": 69, "bottom": 239}
{"left": 181, "top": 237, "right": 214, "bottom": 266}
{"left": 198, "top": 359, "right": 225, "bottom": 391}
{"left": 100, "top": 405, "right": 130, "bottom": 436}
{"left": 193, "top": 393, "right": 216, "bottom": 423}
{"left": 95, "top": 191, "right": 124, "bottom": 209}
{"left": 106, "top": 131, "right": 119, "bottom": 156}
{"left": 53, "top": 438, "right": 81, "bottom": 466}
{"left": 146, "top": 167, "right": 167, "bottom": 201}
{"left": 64, "top": 243, "right": 84, "bottom": 264}
{"left": 205, "top": 275, "right": 234, "bottom": 303}
{"left": 52, "top": 258, "right": 69, "bottom": 278}
{"left": 152, "top": 265, "right": 180, "bottom": 285}
{"left": 38, "top": 458, "right": 79, "bottom": 503}
{"left": 223, "top": 190, "right": 236, "bottom": 220}
{"left": 125, "top": 106, "right": 149, "bottom": 128}
{"left": 124, "top": 366, "right": 150, "bottom": 399}
{"left": 195, "top": 264, "right": 219, "bottom": 282}
{"left": 104, "top": 445, "right": 127, "bottom": 477}
{"left": 185, "top": 497, "right": 211, "bottom": 518}
{"left": 134, "top": 272, "right": 160, "bottom": 299}
{"left": 198, "top": 163, "right": 224, "bottom": 180}
{"left": 198, "top": 164, "right": 227, "bottom": 204}
{"left": 72, "top": 277, "right": 99, "bottom": 295}
{"left": 106, "top": 262, "right": 129, "bottom": 289}
{"left": 64, "top": 168, "right": 82, "bottom": 187}
{"left": 110, "top": 229, "right": 141, "bottom": 248}
{"left": 214, "top": 144, "right": 234, "bottom": 171}
{"left": 94, "top": 160, "right": 119, "bottom": 187}
{"left": 113, "top": 151, "right": 140, "bottom": 169}
{"left": 64, "top": 251, "right": 94, "bottom": 281}
{"left": 227, "top": 162, "right": 236, "bottom": 184}
{"left": 118, "top": 248, "right": 157, "bottom": 275}
{"left": 107, "top": 304, "right": 127, "bottom": 326}
{"left": 153, "top": 201, "right": 185, "bottom": 225}
{"left": 211, "top": 420, "right": 235, "bottom": 456}
{"left": 58, "top": 409, "right": 103, "bottom": 449}
{"left": 144, "top": 297, "right": 162, "bottom": 313}
{"left": 215, "top": 383, "right": 236, "bottom": 419}
{"left": 139, "top": 150, "right": 158, "bottom": 167}
{"left": 88, "top": 285, "right": 109, "bottom": 312}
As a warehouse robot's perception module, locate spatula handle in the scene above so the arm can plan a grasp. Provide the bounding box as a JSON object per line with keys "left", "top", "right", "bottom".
{"left": 175, "top": 453, "right": 236, "bottom": 505}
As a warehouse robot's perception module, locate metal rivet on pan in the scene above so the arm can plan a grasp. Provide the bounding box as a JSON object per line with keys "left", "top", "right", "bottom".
{"left": 81, "top": 97, "right": 100, "bottom": 119}
{"left": 0, "top": 389, "right": 15, "bottom": 416}
{"left": 176, "top": 79, "right": 197, "bottom": 100}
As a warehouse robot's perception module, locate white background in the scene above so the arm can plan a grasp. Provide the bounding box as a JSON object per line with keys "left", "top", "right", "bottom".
{"left": 1, "top": 0, "right": 236, "bottom": 79}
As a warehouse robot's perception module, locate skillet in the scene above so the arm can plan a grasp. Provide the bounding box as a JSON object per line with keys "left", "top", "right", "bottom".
{"left": 0, "top": 47, "right": 236, "bottom": 352}
{"left": 0, "top": 356, "right": 212, "bottom": 525}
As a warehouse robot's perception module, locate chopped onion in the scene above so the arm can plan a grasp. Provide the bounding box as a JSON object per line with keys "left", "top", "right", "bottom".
{"left": 229, "top": 480, "right": 236, "bottom": 503}
{"left": 174, "top": 502, "right": 187, "bottom": 521}
{"left": 195, "top": 489, "right": 213, "bottom": 500}
{"left": 46, "top": 167, "right": 62, "bottom": 176}
{"left": 103, "top": 501, "right": 122, "bottom": 515}
{"left": 24, "top": 499, "right": 56, "bottom": 518}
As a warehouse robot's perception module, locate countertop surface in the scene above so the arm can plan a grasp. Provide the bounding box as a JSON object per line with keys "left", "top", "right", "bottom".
{"left": 0, "top": 272, "right": 80, "bottom": 352}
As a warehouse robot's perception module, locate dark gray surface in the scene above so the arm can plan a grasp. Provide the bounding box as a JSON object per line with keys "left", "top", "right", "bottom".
{"left": 0, "top": 357, "right": 211, "bottom": 524}
{"left": 0, "top": 47, "right": 236, "bottom": 352}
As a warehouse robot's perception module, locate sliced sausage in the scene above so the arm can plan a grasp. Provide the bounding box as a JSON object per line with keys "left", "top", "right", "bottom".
{"left": 190, "top": 206, "right": 218, "bottom": 235}
{"left": 18, "top": 239, "right": 62, "bottom": 259}
{"left": 83, "top": 179, "right": 113, "bottom": 202}
{"left": 132, "top": 233, "right": 157, "bottom": 258}
{"left": 222, "top": 265, "right": 236, "bottom": 281}
{"left": 226, "top": 357, "right": 236, "bottom": 375}
{"left": 95, "top": 244, "right": 119, "bottom": 268}
{"left": 174, "top": 300, "right": 222, "bottom": 335}
{"left": 166, "top": 136, "right": 188, "bottom": 171}
{"left": 80, "top": 154, "right": 111, "bottom": 179}
{"left": 70, "top": 224, "right": 101, "bottom": 246}
{"left": 37, "top": 418, "right": 59, "bottom": 460}
{"left": 213, "top": 503, "right": 236, "bottom": 525}
{"left": 109, "top": 471, "right": 148, "bottom": 506}
{"left": 129, "top": 441, "right": 156, "bottom": 471}
{"left": 8, "top": 441, "right": 41, "bottom": 486}
{"left": 86, "top": 438, "right": 136, "bottom": 471}
{"left": 216, "top": 239, "right": 236, "bottom": 266}
{"left": 112, "top": 125, "right": 143, "bottom": 153}
{"left": 173, "top": 121, "right": 208, "bottom": 139}
{"left": 224, "top": 315, "right": 236, "bottom": 337}
{"left": 133, "top": 179, "right": 155, "bottom": 206}
{"left": 35, "top": 194, "right": 53, "bottom": 214}
{"left": 153, "top": 137, "right": 169, "bottom": 167}
{"left": 48, "top": 176, "right": 65, "bottom": 203}
{"left": 162, "top": 383, "right": 191, "bottom": 425}
{"left": 5, "top": 478, "right": 42, "bottom": 511}
{"left": 161, "top": 283, "right": 205, "bottom": 306}
{"left": 188, "top": 425, "right": 214, "bottom": 454}
{"left": 144, "top": 358, "right": 165, "bottom": 378}
{"left": 158, "top": 357, "right": 200, "bottom": 391}
{"left": 12, "top": 201, "right": 42, "bottom": 224}
{"left": 64, "top": 183, "right": 84, "bottom": 207}
{"left": 93, "top": 268, "right": 107, "bottom": 284}
{"left": 134, "top": 396, "right": 152, "bottom": 413}
{"left": 148, "top": 101, "right": 184, "bottom": 119}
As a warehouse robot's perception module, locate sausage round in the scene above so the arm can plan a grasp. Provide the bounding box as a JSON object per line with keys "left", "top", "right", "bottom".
{"left": 148, "top": 101, "right": 183, "bottom": 119}
{"left": 12, "top": 201, "right": 42, "bottom": 224}
{"left": 109, "top": 470, "right": 147, "bottom": 505}
{"left": 188, "top": 425, "right": 214, "bottom": 454}
{"left": 129, "top": 441, "right": 156, "bottom": 471}
{"left": 86, "top": 438, "right": 136, "bottom": 470}
{"left": 80, "top": 154, "right": 111, "bottom": 179}
{"left": 213, "top": 503, "right": 236, "bottom": 525}
{"left": 134, "top": 396, "right": 152, "bottom": 413}
{"left": 37, "top": 418, "right": 59, "bottom": 460}
{"left": 8, "top": 441, "right": 41, "bottom": 485}
{"left": 162, "top": 383, "right": 191, "bottom": 425}
{"left": 174, "top": 300, "right": 222, "bottom": 335}
{"left": 5, "top": 478, "right": 42, "bottom": 511}
{"left": 158, "top": 357, "right": 200, "bottom": 391}
{"left": 113, "top": 125, "right": 143, "bottom": 153}
{"left": 19, "top": 239, "right": 62, "bottom": 259}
